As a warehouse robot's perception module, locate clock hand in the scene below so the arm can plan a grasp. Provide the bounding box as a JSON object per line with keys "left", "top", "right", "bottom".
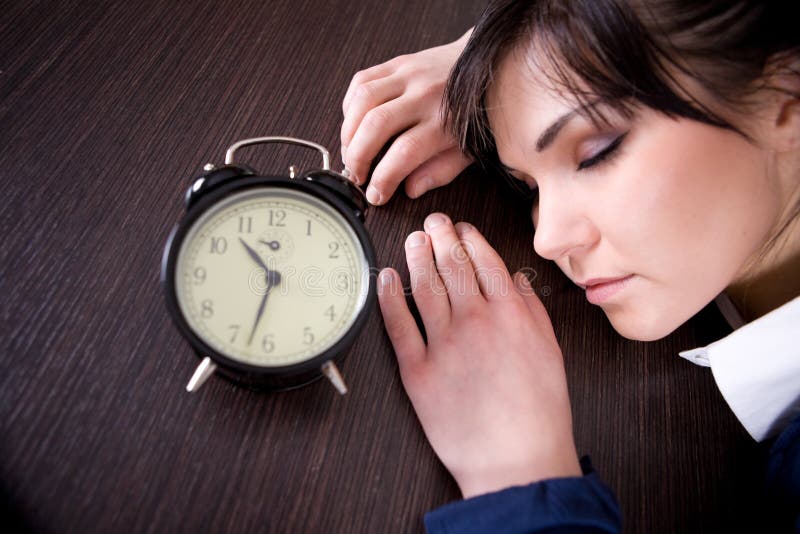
{"left": 258, "top": 239, "right": 280, "bottom": 250}
{"left": 239, "top": 237, "right": 269, "bottom": 271}
{"left": 240, "top": 238, "right": 283, "bottom": 345}
{"left": 240, "top": 253, "right": 281, "bottom": 346}
{"left": 247, "top": 281, "right": 272, "bottom": 346}
{"left": 239, "top": 238, "right": 283, "bottom": 287}
{"left": 246, "top": 266, "right": 283, "bottom": 346}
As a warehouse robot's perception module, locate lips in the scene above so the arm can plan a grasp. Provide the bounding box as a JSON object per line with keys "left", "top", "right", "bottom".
{"left": 581, "top": 275, "right": 635, "bottom": 304}
{"left": 578, "top": 275, "right": 632, "bottom": 289}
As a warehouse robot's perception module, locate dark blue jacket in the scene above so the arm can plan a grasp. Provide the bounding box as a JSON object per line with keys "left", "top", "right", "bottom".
{"left": 425, "top": 414, "right": 800, "bottom": 533}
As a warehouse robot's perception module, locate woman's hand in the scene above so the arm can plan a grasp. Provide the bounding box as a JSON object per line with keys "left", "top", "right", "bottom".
{"left": 341, "top": 31, "right": 473, "bottom": 205}
{"left": 378, "top": 213, "right": 581, "bottom": 498}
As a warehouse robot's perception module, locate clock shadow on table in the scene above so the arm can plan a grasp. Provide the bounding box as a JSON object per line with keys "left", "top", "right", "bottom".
{"left": 357, "top": 138, "right": 428, "bottom": 345}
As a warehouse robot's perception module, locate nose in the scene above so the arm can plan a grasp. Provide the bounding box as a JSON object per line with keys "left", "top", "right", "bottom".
{"left": 532, "top": 188, "right": 599, "bottom": 260}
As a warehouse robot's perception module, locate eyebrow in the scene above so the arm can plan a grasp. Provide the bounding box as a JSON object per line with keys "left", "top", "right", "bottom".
{"left": 500, "top": 101, "right": 603, "bottom": 173}
{"left": 535, "top": 110, "right": 579, "bottom": 152}
{"left": 498, "top": 110, "right": 576, "bottom": 174}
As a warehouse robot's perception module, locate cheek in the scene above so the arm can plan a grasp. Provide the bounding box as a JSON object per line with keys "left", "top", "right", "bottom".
{"left": 627, "top": 119, "right": 773, "bottom": 277}
{"left": 598, "top": 119, "right": 777, "bottom": 338}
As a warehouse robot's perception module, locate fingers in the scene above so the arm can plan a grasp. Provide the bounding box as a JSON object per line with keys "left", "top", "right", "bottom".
{"left": 404, "top": 231, "right": 451, "bottom": 334}
{"left": 378, "top": 268, "right": 426, "bottom": 369}
{"left": 344, "top": 97, "right": 419, "bottom": 187}
{"left": 453, "top": 222, "right": 513, "bottom": 301}
{"left": 343, "top": 60, "right": 396, "bottom": 114}
{"left": 423, "top": 213, "right": 483, "bottom": 310}
{"left": 404, "top": 147, "right": 473, "bottom": 199}
{"left": 341, "top": 49, "right": 464, "bottom": 202}
{"left": 512, "top": 271, "right": 550, "bottom": 323}
{"left": 365, "top": 122, "right": 455, "bottom": 205}
{"left": 341, "top": 75, "right": 404, "bottom": 154}
{"left": 512, "top": 271, "right": 562, "bottom": 355}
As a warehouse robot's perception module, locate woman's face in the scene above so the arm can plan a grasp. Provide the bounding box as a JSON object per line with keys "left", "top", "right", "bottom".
{"left": 487, "top": 49, "right": 782, "bottom": 341}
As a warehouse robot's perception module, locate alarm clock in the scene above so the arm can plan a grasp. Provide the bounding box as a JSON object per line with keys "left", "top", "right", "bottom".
{"left": 161, "top": 137, "right": 376, "bottom": 394}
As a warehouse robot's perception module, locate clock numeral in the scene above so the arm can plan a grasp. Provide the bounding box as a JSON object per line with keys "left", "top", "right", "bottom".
{"left": 328, "top": 242, "right": 340, "bottom": 259}
{"left": 268, "top": 209, "right": 286, "bottom": 227}
{"left": 334, "top": 272, "right": 350, "bottom": 291}
{"left": 201, "top": 299, "right": 214, "bottom": 318}
{"left": 238, "top": 216, "right": 253, "bottom": 233}
{"left": 261, "top": 333, "right": 275, "bottom": 353}
{"left": 193, "top": 266, "right": 207, "bottom": 285}
{"left": 210, "top": 236, "right": 228, "bottom": 254}
{"left": 303, "top": 326, "right": 314, "bottom": 345}
{"left": 324, "top": 305, "right": 336, "bottom": 322}
{"left": 228, "top": 324, "right": 240, "bottom": 343}
{"left": 306, "top": 219, "right": 312, "bottom": 236}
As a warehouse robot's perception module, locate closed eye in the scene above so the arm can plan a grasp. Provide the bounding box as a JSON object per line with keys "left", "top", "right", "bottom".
{"left": 577, "top": 132, "right": 627, "bottom": 171}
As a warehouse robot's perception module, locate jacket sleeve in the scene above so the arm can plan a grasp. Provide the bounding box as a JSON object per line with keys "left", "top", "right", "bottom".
{"left": 424, "top": 457, "right": 621, "bottom": 533}
{"left": 764, "top": 412, "right": 800, "bottom": 531}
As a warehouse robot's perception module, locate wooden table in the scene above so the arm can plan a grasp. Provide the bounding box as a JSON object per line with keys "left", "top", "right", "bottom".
{"left": 0, "top": 1, "right": 771, "bottom": 532}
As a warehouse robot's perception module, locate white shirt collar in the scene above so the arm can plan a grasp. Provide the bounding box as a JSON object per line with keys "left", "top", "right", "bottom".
{"left": 679, "top": 294, "right": 800, "bottom": 442}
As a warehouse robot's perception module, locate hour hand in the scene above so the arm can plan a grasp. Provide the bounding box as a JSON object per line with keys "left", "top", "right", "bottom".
{"left": 239, "top": 238, "right": 283, "bottom": 285}
{"left": 239, "top": 237, "right": 268, "bottom": 270}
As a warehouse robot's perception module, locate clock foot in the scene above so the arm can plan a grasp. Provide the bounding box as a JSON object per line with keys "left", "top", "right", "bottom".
{"left": 186, "top": 356, "right": 217, "bottom": 392}
{"left": 321, "top": 361, "right": 348, "bottom": 395}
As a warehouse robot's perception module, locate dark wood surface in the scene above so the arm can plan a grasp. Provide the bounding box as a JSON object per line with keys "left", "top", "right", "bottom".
{"left": 0, "top": 1, "right": 769, "bottom": 532}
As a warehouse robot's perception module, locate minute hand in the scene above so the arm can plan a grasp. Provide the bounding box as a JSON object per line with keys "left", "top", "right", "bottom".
{"left": 239, "top": 238, "right": 282, "bottom": 345}
{"left": 247, "top": 279, "right": 274, "bottom": 346}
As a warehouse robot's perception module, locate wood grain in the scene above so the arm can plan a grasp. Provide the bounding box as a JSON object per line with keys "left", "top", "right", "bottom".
{"left": 0, "top": 0, "right": 773, "bottom": 532}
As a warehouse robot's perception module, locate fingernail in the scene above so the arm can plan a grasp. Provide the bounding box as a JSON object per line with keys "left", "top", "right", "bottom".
{"left": 406, "top": 232, "right": 427, "bottom": 248}
{"left": 424, "top": 213, "right": 449, "bottom": 231}
{"left": 411, "top": 176, "right": 433, "bottom": 198}
{"left": 379, "top": 269, "right": 394, "bottom": 286}
{"left": 455, "top": 222, "right": 474, "bottom": 235}
{"left": 366, "top": 186, "right": 382, "bottom": 205}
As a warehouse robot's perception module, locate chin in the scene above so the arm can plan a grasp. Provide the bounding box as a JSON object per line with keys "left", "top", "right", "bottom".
{"left": 603, "top": 305, "right": 683, "bottom": 342}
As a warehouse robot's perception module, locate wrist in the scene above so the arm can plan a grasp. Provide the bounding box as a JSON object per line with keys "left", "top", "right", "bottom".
{"left": 454, "top": 448, "right": 582, "bottom": 499}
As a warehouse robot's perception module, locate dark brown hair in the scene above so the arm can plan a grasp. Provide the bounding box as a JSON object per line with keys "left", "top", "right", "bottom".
{"left": 443, "top": 0, "right": 799, "bottom": 253}
{"left": 445, "top": 0, "right": 799, "bottom": 161}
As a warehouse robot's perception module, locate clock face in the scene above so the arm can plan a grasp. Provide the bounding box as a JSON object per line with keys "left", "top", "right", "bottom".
{"left": 174, "top": 186, "right": 370, "bottom": 367}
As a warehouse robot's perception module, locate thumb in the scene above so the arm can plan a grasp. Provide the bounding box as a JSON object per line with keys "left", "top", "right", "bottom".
{"left": 404, "top": 147, "right": 472, "bottom": 199}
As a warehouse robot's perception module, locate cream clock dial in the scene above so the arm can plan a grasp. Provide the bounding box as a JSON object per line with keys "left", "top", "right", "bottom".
{"left": 175, "top": 188, "right": 369, "bottom": 367}
{"left": 162, "top": 136, "right": 376, "bottom": 394}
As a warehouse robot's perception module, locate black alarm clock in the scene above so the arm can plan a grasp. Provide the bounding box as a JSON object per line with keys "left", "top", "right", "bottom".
{"left": 161, "top": 137, "right": 376, "bottom": 394}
